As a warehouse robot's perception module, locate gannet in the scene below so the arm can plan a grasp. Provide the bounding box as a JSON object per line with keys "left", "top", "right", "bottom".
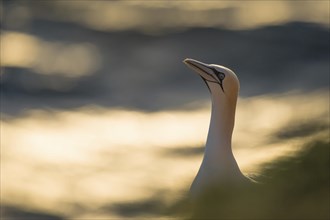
{"left": 184, "top": 58, "right": 253, "bottom": 198}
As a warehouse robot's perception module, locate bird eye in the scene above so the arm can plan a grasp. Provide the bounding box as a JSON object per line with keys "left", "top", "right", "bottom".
{"left": 218, "top": 72, "right": 225, "bottom": 80}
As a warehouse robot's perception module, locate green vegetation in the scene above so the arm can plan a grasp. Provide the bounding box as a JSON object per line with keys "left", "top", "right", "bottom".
{"left": 186, "top": 140, "right": 329, "bottom": 219}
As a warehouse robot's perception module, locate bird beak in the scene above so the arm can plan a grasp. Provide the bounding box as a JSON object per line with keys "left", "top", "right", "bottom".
{"left": 183, "top": 58, "right": 219, "bottom": 83}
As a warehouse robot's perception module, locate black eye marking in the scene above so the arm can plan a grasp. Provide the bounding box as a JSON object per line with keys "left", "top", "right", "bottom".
{"left": 218, "top": 72, "right": 225, "bottom": 80}
{"left": 211, "top": 68, "right": 226, "bottom": 92}
{"left": 211, "top": 68, "right": 225, "bottom": 80}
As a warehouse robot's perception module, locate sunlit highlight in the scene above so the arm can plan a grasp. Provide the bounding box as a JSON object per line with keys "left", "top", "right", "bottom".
{"left": 1, "top": 31, "right": 101, "bottom": 77}
{"left": 31, "top": 1, "right": 329, "bottom": 33}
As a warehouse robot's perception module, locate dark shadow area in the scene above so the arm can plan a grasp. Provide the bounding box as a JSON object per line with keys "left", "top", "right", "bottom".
{"left": 161, "top": 146, "right": 204, "bottom": 157}
{"left": 1, "top": 205, "right": 64, "bottom": 220}
{"left": 105, "top": 191, "right": 189, "bottom": 219}
{"left": 275, "top": 120, "right": 329, "bottom": 140}
{"left": 107, "top": 198, "right": 166, "bottom": 218}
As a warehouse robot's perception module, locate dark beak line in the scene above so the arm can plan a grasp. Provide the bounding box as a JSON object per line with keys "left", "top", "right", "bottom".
{"left": 186, "top": 60, "right": 225, "bottom": 93}
{"left": 186, "top": 60, "right": 218, "bottom": 84}
{"left": 219, "top": 82, "right": 225, "bottom": 93}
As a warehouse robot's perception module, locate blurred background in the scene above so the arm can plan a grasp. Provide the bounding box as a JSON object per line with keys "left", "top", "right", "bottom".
{"left": 1, "top": 1, "right": 329, "bottom": 219}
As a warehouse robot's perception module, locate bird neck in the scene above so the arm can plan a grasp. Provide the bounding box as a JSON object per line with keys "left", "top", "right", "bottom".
{"left": 202, "top": 82, "right": 241, "bottom": 176}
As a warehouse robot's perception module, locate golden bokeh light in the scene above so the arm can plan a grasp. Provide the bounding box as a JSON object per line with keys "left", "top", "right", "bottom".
{"left": 39, "top": 1, "right": 329, "bottom": 33}
{"left": 1, "top": 31, "right": 101, "bottom": 77}
{"left": 1, "top": 32, "right": 39, "bottom": 68}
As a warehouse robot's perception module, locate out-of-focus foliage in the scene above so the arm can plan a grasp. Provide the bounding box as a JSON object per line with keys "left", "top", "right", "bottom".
{"left": 181, "top": 140, "right": 330, "bottom": 220}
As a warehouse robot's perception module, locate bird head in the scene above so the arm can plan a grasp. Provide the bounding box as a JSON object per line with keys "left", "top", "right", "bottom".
{"left": 183, "top": 58, "right": 240, "bottom": 96}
